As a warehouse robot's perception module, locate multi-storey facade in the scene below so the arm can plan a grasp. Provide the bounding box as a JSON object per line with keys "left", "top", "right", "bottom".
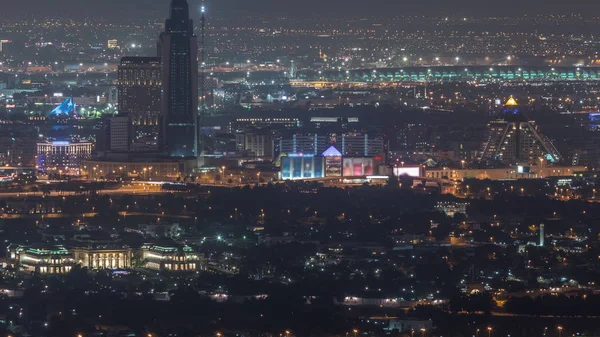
{"left": 117, "top": 57, "right": 161, "bottom": 127}
{"left": 279, "top": 134, "right": 329, "bottom": 155}
{"left": 480, "top": 113, "right": 561, "bottom": 164}
{"left": 158, "top": 0, "right": 198, "bottom": 157}
{"left": 236, "top": 133, "right": 274, "bottom": 158}
{"left": 340, "top": 133, "right": 384, "bottom": 157}
{"left": 10, "top": 244, "right": 203, "bottom": 274}
{"left": 73, "top": 246, "right": 133, "bottom": 269}
{"left": 140, "top": 244, "right": 204, "bottom": 271}
{"left": 36, "top": 140, "right": 93, "bottom": 174}
{"left": 9, "top": 245, "right": 76, "bottom": 274}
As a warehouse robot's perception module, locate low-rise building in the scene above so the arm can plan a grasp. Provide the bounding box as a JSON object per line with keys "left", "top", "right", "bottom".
{"left": 9, "top": 244, "right": 76, "bottom": 274}
{"left": 73, "top": 246, "right": 133, "bottom": 269}
{"left": 140, "top": 244, "right": 204, "bottom": 271}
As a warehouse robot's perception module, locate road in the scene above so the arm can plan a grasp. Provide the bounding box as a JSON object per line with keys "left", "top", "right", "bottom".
{"left": 0, "top": 187, "right": 168, "bottom": 199}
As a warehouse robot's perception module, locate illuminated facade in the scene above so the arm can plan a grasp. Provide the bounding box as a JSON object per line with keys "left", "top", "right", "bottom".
{"left": 280, "top": 155, "right": 325, "bottom": 180}
{"left": 279, "top": 134, "right": 328, "bottom": 156}
{"left": 297, "top": 66, "right": 600, "bottom": 83}
{"left": 118, "top": 57, "right": 162, "bottom": 126}
{"left": 341, "top": 134, "right": 384, "bottom": 157}
{"left": 323, "top": 146, "right": 342, "bottom": 177}
{"left": 36, "top": 140, "right": 93, "bottom": 174}
{"left": 107, "top": 39, "right": 119, "bottom": 49}
{"left": 424, "top": 166, "right": 586, "bottom": 180}
{"left": 48, "top": 97, "right": 76, "bottom": 117}
{"left": 479, "top": 98, "right": 561, "bottom": 164}
{"left": 229, "top": 117, "right": 301, "bottom": 133}
{"left": 140, "top": 244, "right": 204, "bottom": 271}
{"left": 73, "top": 247, "right": 132, "bottom": 269}
{"left": 82, "top": 159, "right": 193, "bottom": 180}
{"left": 10, "top": 245, "right": 75, "bottom": 274}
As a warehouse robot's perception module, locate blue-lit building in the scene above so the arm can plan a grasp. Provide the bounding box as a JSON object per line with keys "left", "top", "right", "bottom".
{"left": 48, "top": 98, "right": 76, "bottom": 117}
{"left": 158, "top": 0, "right": 199, "bottom": 157}
{"left": 281, "top": 155, "right": 325, "bottom": 180}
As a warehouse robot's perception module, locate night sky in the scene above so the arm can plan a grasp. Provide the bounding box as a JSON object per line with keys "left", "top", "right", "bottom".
{"left": 7, "top": 0, "right": 600, "bottom": 17}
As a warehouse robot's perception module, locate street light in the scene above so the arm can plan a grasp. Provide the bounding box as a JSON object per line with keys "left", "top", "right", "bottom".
{"left": 421, "top": 328, "right": 426, "bottom": 337}
{"left": 557, "top": 326, "right": 563, "bottom": 337}
{"left": 487, "top": 326, "right": 492, "bottom": 337}
{"left": 353, "top": 329, "right": 358, "bottom": 337}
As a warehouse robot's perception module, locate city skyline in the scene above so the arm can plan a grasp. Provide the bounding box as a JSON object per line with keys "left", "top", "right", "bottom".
{"left": 6, "top": 0, "right": 600, "bottom": 17}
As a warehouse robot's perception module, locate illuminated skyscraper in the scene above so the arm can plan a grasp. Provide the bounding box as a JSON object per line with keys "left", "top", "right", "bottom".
{"left": 118, "top": 57, "right": 162, "bottom": 127}
{"left": 158, "top": 0, "right": 198, "bottom": 157}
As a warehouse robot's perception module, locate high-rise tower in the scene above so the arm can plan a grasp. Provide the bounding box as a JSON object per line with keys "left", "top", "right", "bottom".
{"left": 158, "top": 0, "right": 199, "bottom": 157}
{"left": 118, "top": 57, "right": 162, "bottom": 127}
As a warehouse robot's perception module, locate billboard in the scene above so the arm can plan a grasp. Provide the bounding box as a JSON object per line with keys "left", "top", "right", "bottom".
{"left": 325, "top": 156, "right": 342, "bottom": 177}
{"left": 393, "top": 166, "right": 420, "bottom": 177}
{"left": 342, "top": 158, "right": 374, "bottom": 176}
{"left": 281, "top": 156, "right": 324, "bottom": 180}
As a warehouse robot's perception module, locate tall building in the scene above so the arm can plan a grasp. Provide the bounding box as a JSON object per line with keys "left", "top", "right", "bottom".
{"left": 109, "top": 116, "right": 132, "bottom": 152}
{"left": 95, "top": 116, "right": 132, "bottom": 152}
{"left": 236, "top": 133, "right": 274, "bottom": 158}
{"left": 158, "top": 0, "right": 199, "bottom": 157}
{"left": 279, "top": 134, "right": 329, "bottom": 155}
{"left": 341, "top": 133, "right": 384, "bottom": 157}
{"left": 117, "top": 57, "right": 161, "bottom": 127}
{"left": 479, "top": 98, "right": 561, "bottom": 164}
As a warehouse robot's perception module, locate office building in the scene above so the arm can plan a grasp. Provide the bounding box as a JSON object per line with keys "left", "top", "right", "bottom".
{"left": 36, "top": 140, "right": 93, "bottom": 174}
{"left": 279, "top": 134, "right": 328, "bottom": 155}
{"left": 109, "top": 116, "right": 132, "bottom": 151}
{"left": 158, "top": 0, "right": 199, "bottom": 157}
{"left": 117, "top": 57, "right": 162, "bottom": 127}
{"left": 341, "top": 133, "right": 384, "bottom": 157}
{"left": 235, "top": 133, "right": 273, "bottom": 158}
{"left": 0, "top": 135, "right": 37, "bottom": 166}
{"left": 83, "top": 155, "right": 197, "bottom": 180}
{"left": 480, "top": 98, "right": 561, "bottom": 164}
{"left": 229, "top": 117, "right": 301, "bottom": 133}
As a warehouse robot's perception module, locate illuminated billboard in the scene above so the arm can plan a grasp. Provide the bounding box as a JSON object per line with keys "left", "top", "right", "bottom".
{"left": 393, "top": 166, "right": 420, "bottom": 177}
{"left": 281, "top": 156, "right": 324, "bottom": 180}
{"left": 342, "top": 158, "right": 374, "bottom": 176}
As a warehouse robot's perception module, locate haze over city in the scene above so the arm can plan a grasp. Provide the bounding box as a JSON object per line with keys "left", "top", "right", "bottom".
{"left": 0, "top": 0, "right": 599, "bottom": 337}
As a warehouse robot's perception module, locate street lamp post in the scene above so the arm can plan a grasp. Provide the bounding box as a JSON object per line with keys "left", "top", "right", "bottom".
{"left": 421, "top": 328, "right": 426, "bottom": 337}
{"left": 487, "top": 326, "right": 492, "bottom": 337}
{"left": 557, "top": 326, "right": 563, "bottom": 337}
